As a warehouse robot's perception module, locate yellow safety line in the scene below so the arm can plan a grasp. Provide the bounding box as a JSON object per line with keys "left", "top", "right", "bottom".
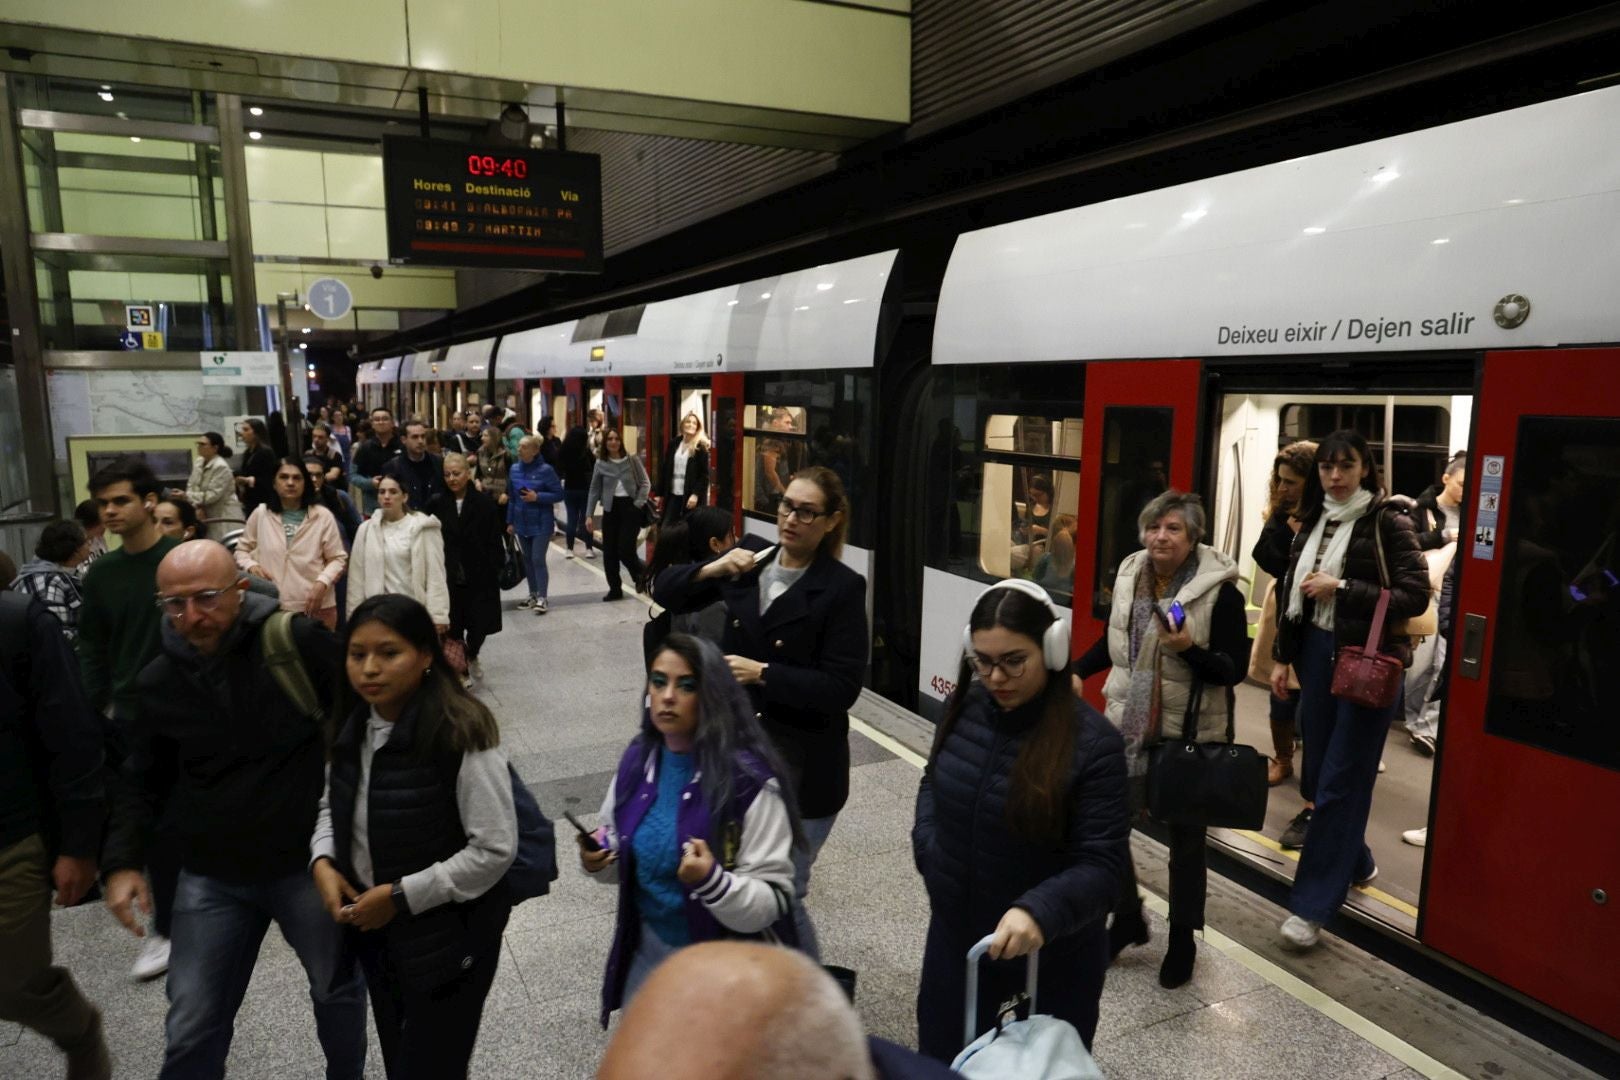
{"left": 853, "top": 709, "right": 1461, "bottom": 1078}
{"left": 1233, "top": 828, "right": 1421, "bottom": 919}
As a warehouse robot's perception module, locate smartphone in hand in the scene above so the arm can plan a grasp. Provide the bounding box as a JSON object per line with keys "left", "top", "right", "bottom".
{"left": 1157, "top": 599, "right": 1185, "bottom": 632}
{"left": 564, "top": 809, "right": 602, "bottom": 852}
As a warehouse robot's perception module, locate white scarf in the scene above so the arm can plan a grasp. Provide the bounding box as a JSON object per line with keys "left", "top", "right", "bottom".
{"left": 1285, "top": 488, "right": 1374, "bottom": 631}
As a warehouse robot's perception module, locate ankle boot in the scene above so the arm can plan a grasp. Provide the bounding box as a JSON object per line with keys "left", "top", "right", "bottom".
{"left": 1109, "top": 900, "right": 1150, "bottom": 960}
{"left": 1268, "top": 713, "right": 1296, "bottom": 786}
{"left": 1268, "top": 756, "right": 1294, "bottom": 786}
{"left": 1158, "top": 925, "right": 1197, "bottom": 989}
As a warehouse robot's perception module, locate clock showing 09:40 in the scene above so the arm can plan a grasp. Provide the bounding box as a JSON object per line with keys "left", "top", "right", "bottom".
{"left": 467, "top": 154, "right": 528, "bottom": 179}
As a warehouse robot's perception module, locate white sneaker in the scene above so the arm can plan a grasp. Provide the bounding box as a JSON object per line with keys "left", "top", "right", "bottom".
{"left": 1279, "top": 916, "right": 1321, "bottom": 950}
{"left": 131, "top": 934, "right": 170, "bottom": 981}
{"left": 468, "top": 659, "right": 484, "bottom": 682}
{"left": 1353, "top": 863, "right": 1379, "bottom": 886}
{"left": 534, "top": 598, "right": 548, "bottom": 615}
{"left": 1402, "top": 827, "right": 1428, "bottom": 848}
{"left": 565, "top": 550, "right": 576, "bottom": 559}
{"left": 583, "top": 548, "right": 596, "bottom": 560}
{"left": 518, "top": 596, "right": 535, "bottom": 610}
{"left": 1378, "top": 759, "right": 1386, "bottom": 773}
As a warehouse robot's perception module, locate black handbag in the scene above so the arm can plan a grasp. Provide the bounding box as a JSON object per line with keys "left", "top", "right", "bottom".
{"left": 1146, "top": 679, "right": 1268, "bottom": 830}
{"left": 498, "top": 533, "right": 526, "bottom": 591}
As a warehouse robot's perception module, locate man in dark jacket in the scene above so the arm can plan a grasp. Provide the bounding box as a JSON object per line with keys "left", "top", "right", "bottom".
{"left": 102, "top": 541, "right": 365, "bottom": 1080}
{"left": 382, "top": 419, "right": 446, "bottom": 512}
{"left": 350, "top": 406, "right": 403, "bottom": 513}
{"left": 0, "top": 592, "right": 110, "bottom": 1080}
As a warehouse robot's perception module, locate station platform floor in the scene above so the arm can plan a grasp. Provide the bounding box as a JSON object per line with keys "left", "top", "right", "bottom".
{"left": 3, "top": 545, "right": 1606, "bottom": 1078}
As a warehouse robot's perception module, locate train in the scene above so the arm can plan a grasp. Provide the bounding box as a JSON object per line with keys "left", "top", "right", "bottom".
{"left": 356, "top": 84, "right": 1620, "bottom": 1043}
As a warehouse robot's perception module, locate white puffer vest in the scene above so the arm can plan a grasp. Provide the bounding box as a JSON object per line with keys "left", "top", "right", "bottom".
{"left": 1101, "top": 545, "right": 1241, "bottom": 744}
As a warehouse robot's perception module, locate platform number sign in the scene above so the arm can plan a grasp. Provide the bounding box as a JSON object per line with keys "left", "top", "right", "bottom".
{"left": 307, "top": 278, "right": 353, "bottom": 322}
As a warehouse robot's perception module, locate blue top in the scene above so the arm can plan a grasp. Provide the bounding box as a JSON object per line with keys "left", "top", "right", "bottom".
{"left": 632, "top": 746, "right": 696, "bottom": 947}
{"left": 505, "top": 457, "right": 563, "bottom": 537}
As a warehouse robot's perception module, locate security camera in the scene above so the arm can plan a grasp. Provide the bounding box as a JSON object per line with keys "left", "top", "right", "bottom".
{"left": 346, "top": 344, "right": 360, "bottom": 360}
{"left": 370, "top": 264, "right": 384, "bottom": 280}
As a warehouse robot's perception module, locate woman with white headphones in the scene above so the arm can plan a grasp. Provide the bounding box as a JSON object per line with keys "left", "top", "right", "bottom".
{"left": 910, "top": 578, "right": 1130, "bottom": 1062}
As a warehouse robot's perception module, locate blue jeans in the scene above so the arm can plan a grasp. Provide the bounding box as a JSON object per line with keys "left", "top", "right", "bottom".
{"left": 162, "top": 869, "right": 366, "bottom": 1080}
{"left": 562, "top": 490, "right": 594, "bottom": 551}
{"left": 1288, "top": 626, "right": 1386, "bottom": 923}
{"left": 791, "top": 815, "right": 838, "bottom": 963}
{"left": 622, "top": 917, "right": 679, "bottom": 1006}
{"left": 517, "top": 531, "right": 550, "bottom": 600}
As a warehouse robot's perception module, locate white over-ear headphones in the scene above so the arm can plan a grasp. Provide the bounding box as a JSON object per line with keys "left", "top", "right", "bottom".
{"left": 961, "top": 578, "right": 1071, "bottom": 673}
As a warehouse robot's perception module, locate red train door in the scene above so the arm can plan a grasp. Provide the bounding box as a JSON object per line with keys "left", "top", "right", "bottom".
{"left": 1071, "top": 360, "right": 1205, "bottom": 705}
{"left": 712, "top": 374, "right": 745, "bottom": 534}
{"left": 1422, "top": 347, "right": 1620, "bottom": 1039}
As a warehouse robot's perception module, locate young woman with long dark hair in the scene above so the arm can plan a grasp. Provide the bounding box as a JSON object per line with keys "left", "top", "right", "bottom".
{"left": 1251, "top": 440, "right": 1318, "bottom": 790}
{"left": 1270, "top": 430, "right": 1429, "bottom": 949}
{"left": 235, "top": 457, "right": 348, "bottom": 630}
{"left": 235, "top": 418, "right": 279, "bottom": 518}
{"left": 429, "top": 453, "right": 505, "bottom": 678}
{"left": 914, "top": 580, "right": 1128, "bottom": 1060}
{"left": 558, "top": 423, "right": 598, "bottom": 560}
{"left": 311, "top": 594, "right": 515, "bottom": 1080}
{"left": 639, "top": 506, "right": 735, "bottom": 646}
{"left": 582, "top": 633, "right": 802, "bottom": 1025}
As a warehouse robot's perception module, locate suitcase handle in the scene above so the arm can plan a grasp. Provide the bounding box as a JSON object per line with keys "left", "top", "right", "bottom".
{"left": 964, "top": 934, "right": 1040, "bottom": 1047}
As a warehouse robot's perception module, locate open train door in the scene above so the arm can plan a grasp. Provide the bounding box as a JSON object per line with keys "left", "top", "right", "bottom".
{"left": 1423, "top": 347, "right": 1620, "bottom": 1039}
{"left": 1072, "top": 359, "right": 1205, "bottom": 707}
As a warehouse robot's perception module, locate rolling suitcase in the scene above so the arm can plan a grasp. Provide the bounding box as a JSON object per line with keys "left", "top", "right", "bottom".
{"left": 950, "top": 934, "right": 1104, "bottom": 1079}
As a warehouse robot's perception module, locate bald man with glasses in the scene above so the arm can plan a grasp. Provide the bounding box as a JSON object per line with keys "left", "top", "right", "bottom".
{"left": 102, "top": 541, "right": 366, "bottom": 1080}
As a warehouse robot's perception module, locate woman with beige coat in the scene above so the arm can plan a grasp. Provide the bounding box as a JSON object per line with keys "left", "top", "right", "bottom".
{"left": 185, "top": 431, "right": 245, "bottom": 541}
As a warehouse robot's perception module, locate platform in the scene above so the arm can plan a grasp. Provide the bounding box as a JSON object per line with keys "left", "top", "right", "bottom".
{"left": 0, "top": 545, "right": 1603, "bottom": 1079}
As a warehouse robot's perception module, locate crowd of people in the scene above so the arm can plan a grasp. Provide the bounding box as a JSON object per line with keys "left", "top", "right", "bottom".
{"left": 0, "top": 419, "right": 1461, "bottom": 1078}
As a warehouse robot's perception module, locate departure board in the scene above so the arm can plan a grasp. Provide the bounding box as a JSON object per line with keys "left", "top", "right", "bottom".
{"left": 382, "top": 137, "right": 603, "bottom": 272}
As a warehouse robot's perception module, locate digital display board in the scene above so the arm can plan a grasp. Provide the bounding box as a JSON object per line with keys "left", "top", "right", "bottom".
{"left": 382, "top": 136, "right": 603, "bottom": 273}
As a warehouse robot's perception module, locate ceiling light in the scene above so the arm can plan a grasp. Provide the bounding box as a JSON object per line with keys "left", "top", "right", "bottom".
{"left": 249, "top": 106, "right": 264, "bottom": 117}
{"left": 1302, "top": 226, "right": 1326, "bottom": 235}
{"left": 1181, "top": 209, "right": 1207, "bottom": 221}
{"left": 1370, "top": 169, "right": 1400, "bottom": 184}
{"left": 248, "top": 131, "right": 262, "bottom": 141}
{"left": 759, "top": 292, "right": 771, "bottom": 300}
{"left": 1504, "top": 198, "right": 1524, "bottom": 205}
{"left": 98, "top": 91, "right": 114, "bottom": 103}
{"left": 726, "top": 300, "right": 739, "bottom": 307}
{"left": 301, "top": 327, "right": 312, "bottom": 334}
{"left": 815, "top": 282, "right": 834, "bottom": 291}
{"left": 795, "top": 305, "right": 810, "bottom": 311}
{"left": 843, "top": 298, "right": 862, "bottom": 305}
{"left": 129, "top": 136, "right": 142, "bottom": 143}
{"left": 298, "top": 342, "right": 308, "bottom": 349}
{"left": 1431, "top": 237, "right": 1450, "bottom": 245}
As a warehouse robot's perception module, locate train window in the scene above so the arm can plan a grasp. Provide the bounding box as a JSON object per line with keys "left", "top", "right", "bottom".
{"left": 1092, "top": 406, "right": 1174, "bottom": 619}
{"left": 713, "top": 397, "right": 738, "bottom": 512}
{"left": 740, "top": 374, "right": 872, "bottom": 547}
{"left": 1280, "top": 402, "right": 1451, "bottom": 497}
{"left": 978, "top": 415, "right": 1082, "bottom": 599}
{"left": 743, "top": 405, "right": 808, "bottom": 516}
{"left": 1486, "top": 417, "right": 1620, "bottom": 771}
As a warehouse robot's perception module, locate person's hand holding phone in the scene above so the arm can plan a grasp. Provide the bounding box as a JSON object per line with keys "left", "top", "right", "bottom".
{"left": 312, "top": 857, "right": 360, "bottom": 921}
{"left": 521, "top": 487, "right": 538, "bottom": 503}
{"left": 1154, "top": 603, "right": 1193, "bottom": 654}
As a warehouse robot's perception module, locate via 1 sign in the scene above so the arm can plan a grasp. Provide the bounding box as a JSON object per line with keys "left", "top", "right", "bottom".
{"left": 307, "top": 278, "right": 353, "bottom": 321}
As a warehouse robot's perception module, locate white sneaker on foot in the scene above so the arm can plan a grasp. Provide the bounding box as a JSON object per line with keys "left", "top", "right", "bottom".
{"left": 132, "top": 934, "right": 170, "bottom": 981}
{"left": 534, "top": 598, "right": 548, "bottom": 615}
{"left": 468, "top": 659, "right": 484, "bottom": 682}
{"left": 1279, "top": 916, "right": 1321, "bottom": 950}
{"left": 565, "top": 550, "right": 576, "bottom": 559}
{"left": 1402, "top": 827, "right": 1428, "bottom": 847}
{"left": 517, "top": 596, "right": 535, "bottom": 610}
{"left": 583, "top": 548, "right": 596, "bottom": 560}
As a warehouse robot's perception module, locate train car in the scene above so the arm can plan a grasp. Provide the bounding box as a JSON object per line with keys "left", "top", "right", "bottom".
{"left": 923, "top": 83, "right": 1620, "bottom": 1041}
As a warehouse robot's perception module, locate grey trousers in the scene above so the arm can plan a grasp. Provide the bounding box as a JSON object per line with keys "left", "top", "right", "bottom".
{"left": 0, "top": 834, "right": 101, "bottom": 1054}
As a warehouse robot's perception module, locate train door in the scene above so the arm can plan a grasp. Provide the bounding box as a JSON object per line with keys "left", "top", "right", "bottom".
{"left": 1423, "top": 347, "right": 1620, "bottom": 1040}
{"left": 672, "top": 380, "right": 715, "bottom": 507}
{"left": 712, "top": 374, "right": 744, "bottom": 531}
{"left": 644, "top": 375, "right": 669, "bottom": 505}
{"left": 564, "top": 378, "right": 582, "bottom": 431}
{"left": 1072, "top": 360, "right": 1204, "bottom": 698}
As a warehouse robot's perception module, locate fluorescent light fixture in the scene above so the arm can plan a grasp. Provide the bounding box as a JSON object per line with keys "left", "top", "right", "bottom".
{"left": 843, "top": 298, "right": 862, "bottom": 305}
{"left": 301, "top": 327, "right": 312, "bottom": 334}
{"left": 98, "top": 91, "right": 114, "bottom": 102}
{"left": 298, "top": 342, "right": 308, "bottom": 349}
{"left": 1370, "top": 169, "right": 1399, "bottom": 184}
{"left": 1431, "top": 237, "right": 1450, "bottom": 245}
{"left": 1302, "top": 226, "right": 1326, "bottom": 235}
{"left": 726, "top": 300, "right": 738, "bottom": 306}
{"left": 248, "top": 131, "right": 262, "bottom": 141}
{"left": 759, "top": 292, "right": 771, "bottom": 300}
{"left": 129, "top": 136, "right": 141, "bottom": 143}
{"left": 249, "top": 106, "right": 264, "bottom": 116}
{"left": 1504, "top": 198, "right": 1525, "bottom": 205}
{"left": 795, "top": 305, "right": 810, "bottom": 312}
{"left": 815, "top": 282, "right": 834, "bottom": 291}
{"left": 1181, "top": 208, "right": 1207, "bottom": 221}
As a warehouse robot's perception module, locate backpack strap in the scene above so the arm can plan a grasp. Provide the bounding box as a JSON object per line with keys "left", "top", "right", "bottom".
{"left": 261, "top": 611, "right": 325, "bottom": 723}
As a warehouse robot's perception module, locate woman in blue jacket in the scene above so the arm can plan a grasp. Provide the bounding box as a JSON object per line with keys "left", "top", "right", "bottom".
{"left": 913, "top": 579, "right": 1129, "bottom": 1061}
{"left": 580, "top": 633, "right": 802, "bottom": 1026}
{"left": 506, "top": 436, "right": 564, "bottom": 613}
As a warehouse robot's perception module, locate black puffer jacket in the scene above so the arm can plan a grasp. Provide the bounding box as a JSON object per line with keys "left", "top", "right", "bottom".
{"left": 1411, "top": 484, "right": 1454, "bottom": 551}
{"left": 912, "top": 684, "right": 1128, "bottom": 943}
{"left": 1252, "top": 507, "right": 1298, "bottom": 579}
{"left": 1273, "top": 498, "right": 1430, "bottom": 665}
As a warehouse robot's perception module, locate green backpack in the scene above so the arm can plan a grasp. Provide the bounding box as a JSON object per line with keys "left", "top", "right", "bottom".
{"left": 260, "top": 611, "right": 325, "bottom": 723}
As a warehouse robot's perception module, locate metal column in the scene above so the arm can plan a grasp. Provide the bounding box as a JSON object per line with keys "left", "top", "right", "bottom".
{"left": 0, "top": 76, "right": 58, "bottom": 515}
{"left": 216, "top": 93, "right": 260, "bottom": 352}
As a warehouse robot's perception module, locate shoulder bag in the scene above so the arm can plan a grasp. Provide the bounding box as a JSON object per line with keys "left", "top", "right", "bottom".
{"left": 498, "top": 532, "right": 526, "bottom": 591}
{"left": 1329, "top": 586, "right": 1403, "bottom": 709}
{"left": 1374, "top": 506, "right": 1438, "bottom": 639}
{"left": 1146, "top": 672, "right": 1269, "bottom": 830}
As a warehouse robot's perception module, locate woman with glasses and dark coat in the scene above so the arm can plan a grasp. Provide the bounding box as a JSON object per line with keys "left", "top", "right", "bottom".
{"left": 651, "top": 466, "right": 867, "bottom": 963}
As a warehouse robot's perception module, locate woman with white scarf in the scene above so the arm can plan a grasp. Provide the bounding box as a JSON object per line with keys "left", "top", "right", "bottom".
{"left": 1269, "top": 431, "right": 1429, "bottom": 951}
{"left": 347, "top": 474, "right": 450, "bottom": 631}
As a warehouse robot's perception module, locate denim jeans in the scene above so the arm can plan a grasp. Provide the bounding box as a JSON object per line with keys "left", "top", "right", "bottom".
{"left": 622, "top": 917, "right": 679, "bottom": 1006}
{"left": 1288, "top": 626, "right": 1386, "bottom": 924}
{"left": 562, "top": 490, "right": 594, "bottom": 551}
{"left": 1404, "top": 635, "right": 1446, "bottom": 741}
{"left": 162, "top": 869, "right": 366, "bottom": 1080}
{"left": 517, "top": 531, "right": 550, "bottom": 600}
{"left": 791, "top": 815, "right": 838, "bottom": 962}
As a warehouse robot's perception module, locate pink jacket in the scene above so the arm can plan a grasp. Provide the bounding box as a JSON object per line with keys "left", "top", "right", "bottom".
{"left": 235, "top": 503, "right": 348, "bottom": 614}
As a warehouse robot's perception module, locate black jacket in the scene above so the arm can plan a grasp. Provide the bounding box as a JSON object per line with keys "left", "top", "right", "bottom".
{"left": 658, "top": 438, "right": 710, "bottom": 506}
{"left": 1411, "top": 484, "right": 1458, "bottom": 551}
{"left": 1273, "top": 498, "right": 1431, "bottom": 665}
{"left": 383, "top": 451, "right": 446, "bottom": 513}
{"left": 913, "top": 684, "right": 1128, "bottom": 944}
{"left": 1252, "top": 507, "right": 1298, "bottom": 580}
{"left": 652, "top": 535, "right": 868, "bottom": 818}
{"left": 328, "top": 702, "right": 509, "bottom": 991}
{"left": 238, "top": 445, "right": 279, "bottom": 518}
{"left": 105, "top": 593, "right": 337, "bottom": 883}
{"left": 0, "top": 593, "right": 105, "bottom": 857}
{"left": 428, "top": 488, "right": 506, "bottom": 639}
{"left": 352, "top": 435, "right": 404, "bottom": 482}
{"left": 560, "top": 427, "right": 596, "bottom": 490}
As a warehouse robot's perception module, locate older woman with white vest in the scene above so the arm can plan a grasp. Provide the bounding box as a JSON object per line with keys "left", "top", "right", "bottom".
{"left": 1071, "top": 490, "right": 1249, "bottom": 989}
{"left": 347, "top": 474, "right": 451, "bottom": 632}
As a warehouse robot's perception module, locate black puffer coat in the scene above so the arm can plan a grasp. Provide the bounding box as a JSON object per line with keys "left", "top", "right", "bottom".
{"left": 1273, "top": 498, "right": 1430, "bottom": 665}
{"left": 912, "top": 683, "right": 1128, "bottom": 942}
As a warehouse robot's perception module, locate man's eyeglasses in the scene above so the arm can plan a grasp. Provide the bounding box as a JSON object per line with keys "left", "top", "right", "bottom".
{"left": 777, "top": 498, "right": 828, "bottom": 525}
{"left": 155, "top": 588, "right": 235, "bottom": 617}
{"left": 967, "top": 651, "right": 1029, "bottom": 679}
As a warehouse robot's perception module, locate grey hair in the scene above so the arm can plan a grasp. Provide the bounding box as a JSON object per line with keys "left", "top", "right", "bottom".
{"left": 753, "top": 950, "right": 877, "bottom": 1080}
{"left": 1138, "top": 489, "right": 1206, "bottom": 546}
{"left": 640, "top": 634, "right": 806, "bottom": 850}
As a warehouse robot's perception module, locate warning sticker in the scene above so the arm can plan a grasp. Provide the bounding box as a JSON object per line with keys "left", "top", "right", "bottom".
{"left": 1472, "top": 454, "right": 1506, "bottom": 560}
